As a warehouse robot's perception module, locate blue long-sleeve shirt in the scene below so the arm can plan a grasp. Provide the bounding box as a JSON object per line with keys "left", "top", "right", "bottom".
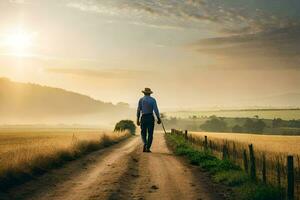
{"left": 137, "top": 95, "right": 160, "bottom": 119}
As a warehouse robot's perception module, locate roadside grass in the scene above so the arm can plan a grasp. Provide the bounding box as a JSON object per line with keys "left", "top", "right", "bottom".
{"left": 0, "top": 131, "right": 130, "bottom": 190}
{"left": 166, "top": 133, "right": 283, "bottom": 200}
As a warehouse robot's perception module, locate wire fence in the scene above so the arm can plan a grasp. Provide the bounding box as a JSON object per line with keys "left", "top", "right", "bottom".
{"left": 170, "top": 129, "right": 300, "bottom": 200}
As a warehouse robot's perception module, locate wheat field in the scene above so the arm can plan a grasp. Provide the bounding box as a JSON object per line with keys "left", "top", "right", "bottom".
{"left": 191, "top": 131, "right": 300, "bottom": 155}
{"left": 172, "top": 129, "right": 300, "bottom": 199}
{"left": 0, "top": 128, "right": 128, "bottom": 187}
{"left": 190, "top": 131, "right": 300, "bottom": 197}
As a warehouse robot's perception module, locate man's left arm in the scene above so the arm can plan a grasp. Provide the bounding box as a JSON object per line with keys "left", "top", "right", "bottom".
{"left": 153, "top": 99, "right": 161, "bottom": 124}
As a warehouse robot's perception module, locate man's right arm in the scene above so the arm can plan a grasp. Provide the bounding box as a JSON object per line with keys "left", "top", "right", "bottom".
{"left": 136, "top": 99, "right": 142, "bottom": 126}
{"left": 153, "top": 99, "right": 161, "bottom": 124}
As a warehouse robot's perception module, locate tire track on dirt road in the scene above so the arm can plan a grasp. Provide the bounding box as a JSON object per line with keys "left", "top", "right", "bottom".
{"left": 124, "top": 133, "right": 225, "bottom": 200}
{"left": 3, "top": 133, "right": 225, "bottom": 200}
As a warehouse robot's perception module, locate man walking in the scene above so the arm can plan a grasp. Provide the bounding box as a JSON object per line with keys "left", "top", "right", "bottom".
{"left": 137, "top": 88, "right": 161, "bottom": 152}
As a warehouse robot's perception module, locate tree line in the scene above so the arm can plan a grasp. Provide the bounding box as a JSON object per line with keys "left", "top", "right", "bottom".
{"left": 200, "top": 116, "right": 300, "bottom": 134}
{"left": 200, "top": 116, "right": 267, "bottom": 133}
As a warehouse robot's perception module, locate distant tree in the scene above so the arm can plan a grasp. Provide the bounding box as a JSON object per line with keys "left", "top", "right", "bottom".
{"left": 254, "top": 119, "right": 266, "bottom": 133}
{"left": 232, "top": 125, "right": 243, "bottom": 133}
{"left": 243, "top": 118, "right": 255, "bottom": 132}
{"left": 209, "top": 115, "right": 217, "bottom": 119}
{"left": 272, "top": 118, "right": 283, "bottom": 128}
{"left": 160, "top": 113, "right": 166, "bottom": 119}
{"left": 288, "top": 119, "right": 300, "bottom": 128}
{"left": 114, "top": 120, "right": 136, "bottom": 135}
{"left": 200, "top": 117, "right": 228, "bottom": 132}
{"left": 242, "top": 118, "right": 266, "bottom": 133}
{"left": 188, "top": 115, "right": 198, "bottom": 120}
{"left": 192, "top": 115, "right": 198, "bottom": 119}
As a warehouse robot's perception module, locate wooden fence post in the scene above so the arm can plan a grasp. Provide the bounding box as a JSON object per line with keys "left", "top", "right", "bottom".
{"left": 233, "top": 142, "right": 237, "bottom": 160}
{"left": 249, "top": 144, "right": 256, "bottom": 181}
{"left": 204, "top": 136, "right": 208, "bottom": 150}
{"left": 222, "top": 143, "right": 228, "bottom": 160}
{"left": 287, "top": 155, "right": 294, "bottom": 200}
{"left": 262, "top": 154, "right": 267, "bottom": 184}
{"left": 276, "top": 158, "right": 281, "bottom": 187}
{"left": 184, "top": 130, "right": 188, "bottom": 140}
{"left": 243, "top": 149, "right": 248, "bottom": 172}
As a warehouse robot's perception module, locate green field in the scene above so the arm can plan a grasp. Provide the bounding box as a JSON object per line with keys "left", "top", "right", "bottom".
{"left": 167, "top": 109, "right": 300, "bottom": 120}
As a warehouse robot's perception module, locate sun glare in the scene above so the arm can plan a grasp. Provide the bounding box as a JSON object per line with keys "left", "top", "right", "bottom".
{"left": 3, "top": 27, "right": 35, "bottom": 56}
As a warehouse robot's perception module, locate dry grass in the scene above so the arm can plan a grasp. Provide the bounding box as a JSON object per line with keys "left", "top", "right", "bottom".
{"left": 191, "top": 131, "right": 300, "bottom": 155}
{"left": 0, "top": 129, "right": 129, "bottom": 189}
{"left": 187, "top": 131, "right": 300, "bottom": 199}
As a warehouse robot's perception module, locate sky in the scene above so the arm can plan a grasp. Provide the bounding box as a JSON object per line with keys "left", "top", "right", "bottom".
{"left": 0, "top": 0, "right": 300, "bottom": 109}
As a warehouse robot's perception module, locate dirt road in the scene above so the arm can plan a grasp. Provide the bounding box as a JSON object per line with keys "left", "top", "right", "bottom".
{"left": 3, "top": 133, "right": 225, "bottom": 200}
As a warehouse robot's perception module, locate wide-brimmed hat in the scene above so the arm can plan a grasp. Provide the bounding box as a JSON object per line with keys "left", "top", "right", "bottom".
{"left": 142, "top": 88, "right": 153, "bottom": 94}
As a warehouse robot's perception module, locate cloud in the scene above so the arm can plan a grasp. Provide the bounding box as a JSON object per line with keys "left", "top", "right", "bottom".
{"left": 65, "top": 0, "right": 300, "bottom": 70}
{"left": 66, "top": 1, "right": 162, "bottom": 18}
{"left": 128, "top": 21, "right": 184, "bottom": 30}
{"left": 65, "top": 0, "right": 220, "bottom": 31}
{"left": 192, "top": 26, "right": 300, "bottom": 56}
{"left": 66, "top": 0, "right": 300, "bottom": 34}
{"left": 9, "top": 0, "right": 25, "bottom": 3}
{"left": 188, "top": 26, "right": 300, "bottom": 69}
{"left": 46, "top": 67, "right": 154, "bottom": 79}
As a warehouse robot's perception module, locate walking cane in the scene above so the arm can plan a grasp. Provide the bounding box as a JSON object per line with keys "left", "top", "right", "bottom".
{"left": 161, "top": 120, "right": 168, "bottom": 134}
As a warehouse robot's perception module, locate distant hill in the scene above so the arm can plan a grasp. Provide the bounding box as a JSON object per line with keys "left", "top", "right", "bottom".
{"left": 0, "top": 78, "right": 134, "bottom": 125}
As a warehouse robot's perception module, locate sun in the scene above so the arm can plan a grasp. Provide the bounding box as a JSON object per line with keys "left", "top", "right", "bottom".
{"left": 3, "top": 27, "right": 35, "bottom": 56}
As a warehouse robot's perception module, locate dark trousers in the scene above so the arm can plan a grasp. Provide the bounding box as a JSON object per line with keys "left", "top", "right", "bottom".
{"left": 141, "top": 114, "right": 155, "bottom": 149}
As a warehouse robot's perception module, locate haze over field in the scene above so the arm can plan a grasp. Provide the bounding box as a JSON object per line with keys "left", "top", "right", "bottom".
{"left": 1, "top": 2, "right": 300, "bottom": 199}
{"left": 0, "top": 0, "right": 300, "bottom": 111}
{"left": 0, "top": 78, "right": 133, "bottom": 125}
